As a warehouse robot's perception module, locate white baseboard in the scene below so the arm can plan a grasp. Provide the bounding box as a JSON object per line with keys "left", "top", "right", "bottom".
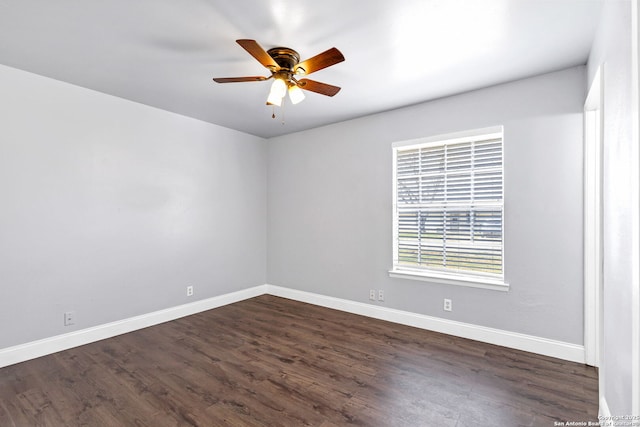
{"left": 265, "top": 284, "right": 586, "bottom": 364}
{"left": 0, "top": 285, "right": 267, "bottom": 368}
{"left": 0, "top": 283, "right": 585, "bottom": 369}
{"left": 600, "top": 395, "right": 611, "bottom": 418}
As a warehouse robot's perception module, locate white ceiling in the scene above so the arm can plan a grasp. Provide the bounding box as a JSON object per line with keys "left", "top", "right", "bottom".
{"left": 0, "top": 0, "right": 603, "bottom": 138}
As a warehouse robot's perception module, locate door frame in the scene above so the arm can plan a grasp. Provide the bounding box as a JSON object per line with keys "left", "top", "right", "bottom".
{"left": 584, "top": 66, "right": 604, "bottom": 372}
{"left": 631, "top": 0, "right": 640, "bottom": 415}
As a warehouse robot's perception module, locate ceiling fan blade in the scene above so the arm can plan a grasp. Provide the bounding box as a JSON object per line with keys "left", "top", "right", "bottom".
{"left": 295, "top": 47, "right": 345, "bottom": 75}
{"left": 213, "top": 76, "right": 269, "bottom": 83}
{"left": 297, "top": 79, "right": 341, "bottom": 97}
{"left": 236, "top": 39, "right": 279, "bottom": 70}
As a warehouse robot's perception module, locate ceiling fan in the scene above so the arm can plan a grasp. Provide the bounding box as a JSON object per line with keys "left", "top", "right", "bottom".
{"left": 213, "top": 39, "right": 345, "bottom": 107}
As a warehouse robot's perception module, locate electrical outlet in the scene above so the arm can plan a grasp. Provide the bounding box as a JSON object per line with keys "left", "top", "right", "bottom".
{"left": 187, "top": 285, "right": 194, "bottom": 297}
{"left": 378, "top": 290, "right": 384, "bottom": 301}
{"left": 64, "top": 311, "right": 75, "bottom": 326}
{"left": 369, "top": 289, "right": 376, "bottom": 300}
{"left": 443, "top": 299, "right": 452, "bottom": 312}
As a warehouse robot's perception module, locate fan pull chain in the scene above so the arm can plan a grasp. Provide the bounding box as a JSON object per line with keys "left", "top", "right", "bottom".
{"left": 269, "top": 103, "right": 285, "bottom": 125}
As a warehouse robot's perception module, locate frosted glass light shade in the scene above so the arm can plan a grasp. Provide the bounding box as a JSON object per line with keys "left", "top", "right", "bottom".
{"left": 266, "top": 90, "right": 283, "bottom": 106}
{"left": 266, "top": 78, "right": 287, "bottom": 106}
{"left": 270, "top": 78, "right": 287, "bottom": 97}
{"left": 288, "top": 85, "right": 305, "bottom": 104}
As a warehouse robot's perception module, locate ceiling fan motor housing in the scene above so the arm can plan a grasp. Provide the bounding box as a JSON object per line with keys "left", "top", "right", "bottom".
{"left": 267, "top": 47, "right": 303, "bottom": 75}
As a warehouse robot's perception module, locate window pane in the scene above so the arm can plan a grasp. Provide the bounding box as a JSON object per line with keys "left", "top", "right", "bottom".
{"left": 397, "top": 176, "right": 420, "bottom": 203}
{"left": 397, "top": 149, "right": 420, "bottom": 176}
{"left": 420, "top": 176, "right": 445, "bottom": 203}
{"left": 420, "top": 146, "right": 445, "bottom": 174}
{"left": 473, "top": 210, "right": 502, "bottom": 242}
{"left": 446, "top": 173, "right": 473, "bottom": 202}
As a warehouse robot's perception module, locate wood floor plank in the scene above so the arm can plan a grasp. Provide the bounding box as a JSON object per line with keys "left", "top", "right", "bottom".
{"left": 0, "top": 295, "right": 598, "bottom": 426}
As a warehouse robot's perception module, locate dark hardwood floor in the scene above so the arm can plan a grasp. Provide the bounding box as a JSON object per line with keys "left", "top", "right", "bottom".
{"left": 0, "top": 295, "right": 598, "bottom": 426}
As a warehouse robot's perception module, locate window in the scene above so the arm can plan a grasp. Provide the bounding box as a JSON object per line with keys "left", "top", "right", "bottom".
{"left": 390, "top": 127, "right": 507, "bottom": 291}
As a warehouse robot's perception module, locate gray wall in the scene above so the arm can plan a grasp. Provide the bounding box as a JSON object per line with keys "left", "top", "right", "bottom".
{"left": 267, "top": 66, "right": 586, "bottom": 344}
{"left": 587, "top": 0, "right": 635, "bottom": 415}
{"left": 0, "top": 64, "right": 267, "bottom": 349}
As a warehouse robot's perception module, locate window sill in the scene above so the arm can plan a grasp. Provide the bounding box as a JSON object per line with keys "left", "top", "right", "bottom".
{"left": 388, "top": 269, "right": 509, "bottom": 292}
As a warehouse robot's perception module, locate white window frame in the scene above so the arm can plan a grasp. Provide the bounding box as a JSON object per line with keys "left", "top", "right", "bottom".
{"left": 389, "top": 126, "right": 509, "bottom": 292}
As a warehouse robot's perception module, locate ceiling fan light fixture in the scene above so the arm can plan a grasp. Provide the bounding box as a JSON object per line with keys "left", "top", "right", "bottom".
{"left": 288, "top": 84, "right": 305, "bottom": 104}
{"left": 270, "top": 77, "right": 287, "bottom": 97}
{"left": 266, "top": 90, "right": 283, "bottom": 106}
{"left": 266, "top": 77, "right": 287, "bottom": 106}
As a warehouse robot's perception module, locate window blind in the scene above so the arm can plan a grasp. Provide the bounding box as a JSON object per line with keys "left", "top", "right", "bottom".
{"left": 393, "top": 132, "right": 503, "bottom": 278}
